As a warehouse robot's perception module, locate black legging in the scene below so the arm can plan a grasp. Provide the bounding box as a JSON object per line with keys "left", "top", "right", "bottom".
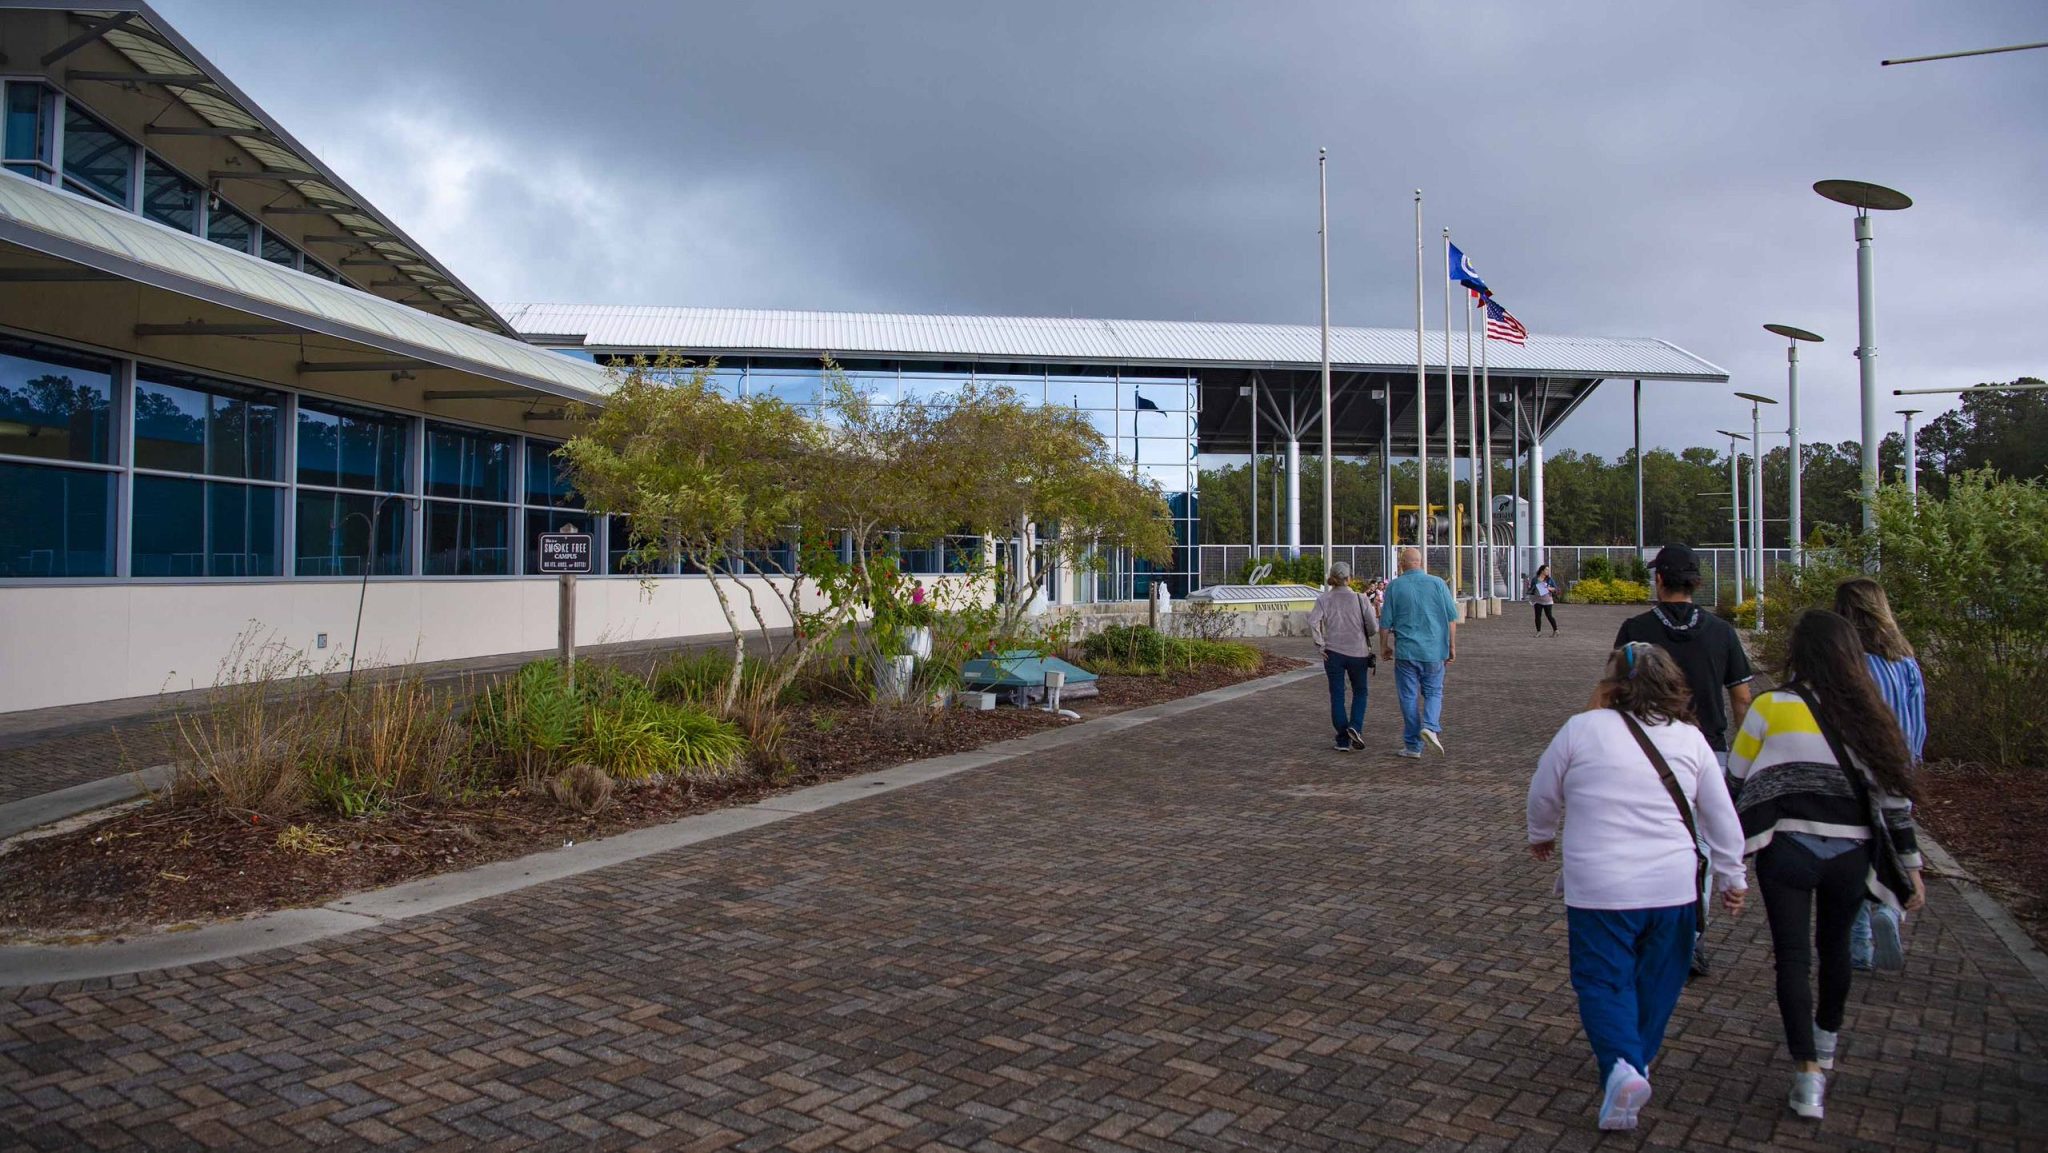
{"left": 1757, "top": 838, "right": 1871, "bottom": 1061}
{"left": 1533, "top": 603, "right": 1557, "bottom": 633}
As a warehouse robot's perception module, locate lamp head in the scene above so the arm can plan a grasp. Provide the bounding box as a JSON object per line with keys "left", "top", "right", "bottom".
{"left": 1735, "top": 392, "right": 1779, "bottom": 406}
{"left": 1716, "top": 429, "right": 1750, "bottom": 441}
{"left": 1815, "top": 179, "right": 1912, "bottom": 211}
{"left": 1764, "top": 323, "right": 1824, "bottom": 343}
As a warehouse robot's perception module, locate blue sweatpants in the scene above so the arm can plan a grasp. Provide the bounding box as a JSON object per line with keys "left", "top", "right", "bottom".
{"left": 1567, "top": 904, "right": 1697, "bottom": 1086}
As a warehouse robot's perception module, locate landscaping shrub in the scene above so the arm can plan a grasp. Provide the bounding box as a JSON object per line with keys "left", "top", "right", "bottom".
{"left": 1580, "top": 555, "right": 1616, "bottom": 581}
{"left": 653, "top": 650, "right": 795, "bottom": 708}
{"left": 1567, "top": 577, "right": 1649, "bottom": 605}
{"left": 471, "top": 659, "right": 745, "bottom": 787}
{"left": 1080, "top": 624, "right": 1261, "bottom": 676}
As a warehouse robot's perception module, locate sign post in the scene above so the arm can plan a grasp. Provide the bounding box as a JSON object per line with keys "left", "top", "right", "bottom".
{"left": 538, "top": 526, "right": 594, "bottom": 685}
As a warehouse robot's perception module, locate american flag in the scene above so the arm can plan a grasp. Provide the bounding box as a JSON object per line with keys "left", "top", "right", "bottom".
{"left": 1484, "top": 297, "right": 1527, "bottom": 346}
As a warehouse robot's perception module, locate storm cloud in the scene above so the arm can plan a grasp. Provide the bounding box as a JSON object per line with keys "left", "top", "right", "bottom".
{"left": 160, "top": 0, "right": 2046, "bottom": 455}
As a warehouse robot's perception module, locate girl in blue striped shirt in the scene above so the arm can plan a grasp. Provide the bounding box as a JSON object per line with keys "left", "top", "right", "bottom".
{"left": 1835, "top": 578, "right": 1926, "bottom": 972}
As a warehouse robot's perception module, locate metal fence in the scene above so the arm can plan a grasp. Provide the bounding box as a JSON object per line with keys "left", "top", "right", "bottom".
{"left": 1195, "top": 544, "right": 1794, "bottom": 607}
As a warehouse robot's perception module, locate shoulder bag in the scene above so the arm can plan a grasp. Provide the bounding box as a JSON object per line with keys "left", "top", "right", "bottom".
{"left": 1615, "top": 710, "right": 1710, "bottom": 928}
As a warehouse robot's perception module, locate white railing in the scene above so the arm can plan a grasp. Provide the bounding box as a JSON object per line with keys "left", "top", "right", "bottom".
{"left": 1195, "top": 543, "right": 1795, "bottom": 607}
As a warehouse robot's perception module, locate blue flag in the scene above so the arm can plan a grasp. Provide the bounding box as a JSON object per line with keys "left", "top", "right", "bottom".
{"left": 1135, "top": 390, "right": 1161, "bottom": 413}
{"left": 1448, "top": 243, "right": 1489, "bottom": 295}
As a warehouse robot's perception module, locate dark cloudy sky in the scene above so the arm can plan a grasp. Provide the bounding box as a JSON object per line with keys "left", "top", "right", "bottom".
{"left": 159, "top": 1, "right": 2045, "bottom": 455}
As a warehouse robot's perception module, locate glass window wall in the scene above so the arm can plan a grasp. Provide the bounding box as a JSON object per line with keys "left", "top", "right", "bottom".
{"left": 0, "top": 337, "right": 114, "bottom": 463}
{"left": 135, "top": 367, "right": 282, "bottom": 479}
{"left": 260, "top": 230, "right": 299, "bottom": 268}
{"left": 206, "top": 203, "right": 255, "bottom": 254}
{"left": 132, "top": 476, "right": 281, "bottom": 577}
{"left": 60, "top": 101, "right": 133, "bottom": 208}
{"left": 141, "top": 157, "right": 200, "bottom": 233}
{"left": 297, "top": 401, "right": 408, "bottom": 492}
{"left": 4, "top": 82, "right": 56, "bottom": 182}
{"left": 296, "top": 490, "right": 410, "bottom": 577}
{"left": 0, "top": 460, "right": 112, "bottom": 577}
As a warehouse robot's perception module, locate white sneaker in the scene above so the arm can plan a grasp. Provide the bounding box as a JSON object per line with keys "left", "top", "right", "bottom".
{"left": 1598, "top": 1060, "right": 1651, "bottom": 1131}
{"left": 1871, "top": 905, "right": 1906, "bottom": 971}
{"left": 1789, "top": 1070, "right": 1825, "bottom": 1119}
{"left": 1814, "top": 1026, "right": 1838, "bottom": 1071}
{"left": 1421, "top": 729, "right": 1445, "bottom": 756}
{"left": 1396, "top": 747, "right": 1423, "bottom": 759}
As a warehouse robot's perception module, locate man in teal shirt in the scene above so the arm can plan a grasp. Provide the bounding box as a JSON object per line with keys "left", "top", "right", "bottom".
{"left": 1378, "top": 546, "right": 1461, "bottom": 757}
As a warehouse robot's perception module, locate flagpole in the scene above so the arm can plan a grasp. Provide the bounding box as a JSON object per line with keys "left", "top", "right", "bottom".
{"left": 1464, "top": 289, "right": 1478, "bottom": 611}
{"left": 1480, "top": 304, "right": 1494, "bottom": 605}
{"left": 1319, "top": 148, "right": 1333, "bottom": 576}
{"left": 1414, "top": 191, "right": 1428, "bottom": 561}
{"left": 1442, "top": 227, "right": 1456, "bottom": 596}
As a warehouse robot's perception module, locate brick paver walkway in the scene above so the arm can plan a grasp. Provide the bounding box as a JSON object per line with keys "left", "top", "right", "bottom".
{"left": 3, "top": 607, "right": 2043, "bottom": 1150}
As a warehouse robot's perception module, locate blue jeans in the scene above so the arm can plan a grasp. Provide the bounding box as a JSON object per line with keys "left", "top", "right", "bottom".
{"left": 1394, "top": 659, "right": 1444, "bottom": 751}
{"left": 1568, "top": 904, "right": 1697, "bottom": 1085}
{"left": 1324, "top": 652, "right": 1371, "bottom": 737}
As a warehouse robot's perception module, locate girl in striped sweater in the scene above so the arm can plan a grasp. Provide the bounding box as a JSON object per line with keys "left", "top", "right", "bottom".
{"left": 1727, "top": 609, "right": 1925, "bottom": 1122}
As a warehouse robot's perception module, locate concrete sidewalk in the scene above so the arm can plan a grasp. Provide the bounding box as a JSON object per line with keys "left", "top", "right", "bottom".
{"left": 2, "top": 605, "right": 2042, "bottom": 1150}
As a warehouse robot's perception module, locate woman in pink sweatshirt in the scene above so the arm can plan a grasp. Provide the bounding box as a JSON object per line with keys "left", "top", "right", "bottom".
{"left": 1527, "top": 642, "right": 1749, "bottom": 1131}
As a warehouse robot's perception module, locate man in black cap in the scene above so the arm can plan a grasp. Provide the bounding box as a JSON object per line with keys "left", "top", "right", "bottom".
{"left": 1614, "top": 542, "right": 1754, "bottom": 978}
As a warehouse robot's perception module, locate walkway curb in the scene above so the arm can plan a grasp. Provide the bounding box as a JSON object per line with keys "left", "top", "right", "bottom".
{"left": 0, "top": 764, "right": 175, "bottom": 842}
{"left": 1918, "top": 831, "right": 2048, "bottom": 992}
{"left": 0, "top": 664, "right": 1321, "bottom": 987}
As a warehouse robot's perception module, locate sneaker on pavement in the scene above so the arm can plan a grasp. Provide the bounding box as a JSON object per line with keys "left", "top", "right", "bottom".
{"left": 1347, "top": 726, "right": 1366, "bottom": 750}
{"left": 1598, "top": 1060, "right": 1652, "bottom": 1131}
{"left": 1421, "top": 730, "right": 1445, "bottom": 756}
{"left": 1814, "top": 1026, "right": 1838, "bottom": 1071}
{"left": 1333, "top": 736, "right": 1353, "bottom": 753}
{"left": 1871, "top": 905, "right": 1906, "bottom": 971}
{"left": 1689, "top": 942, "right": 1712, "bottom": 981}
{"left": 1789, "top": 1070, "right": 1826, "bottom": 1119}
{"left": 1397, "top": 747, "right": 1423, "bottom": 759}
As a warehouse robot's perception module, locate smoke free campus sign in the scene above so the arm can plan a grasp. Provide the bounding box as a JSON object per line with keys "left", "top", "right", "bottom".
{"left": 537, "top": 532, "right": 593, "bottom": 574}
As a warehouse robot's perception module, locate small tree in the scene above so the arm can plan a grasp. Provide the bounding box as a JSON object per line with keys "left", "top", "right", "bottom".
{"left": 560, "top": 356, "right": 817, "bottom": 712}
{"left": 933, "top": 384, "right": 1176, "bottom": 638}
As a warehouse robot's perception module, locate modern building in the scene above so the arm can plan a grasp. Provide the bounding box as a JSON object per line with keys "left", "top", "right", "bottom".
{"left": 0, "top": 1, "right": 1725, "bottom": 712}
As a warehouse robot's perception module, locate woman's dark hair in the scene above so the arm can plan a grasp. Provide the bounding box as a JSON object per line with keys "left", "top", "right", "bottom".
{"left": 1536, "top": 564, "right": 1551, "bottom": 577}
{"left": 1784, "top": 609, "right": 1919, "bottom": 801}
{"left": 1601, "top": 643, "right": 1696, "bottom": 726}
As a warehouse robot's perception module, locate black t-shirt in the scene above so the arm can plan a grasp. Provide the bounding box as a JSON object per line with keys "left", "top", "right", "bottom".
{"left": 1615, "top": 602, "right": 1755, "bottom": 751}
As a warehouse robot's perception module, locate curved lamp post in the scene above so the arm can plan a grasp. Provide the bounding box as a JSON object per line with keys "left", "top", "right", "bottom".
{"left": 1814, "top": 179, "right": 1911, "bottom": 535}
{"left": 1763, "top": 323, "right": 1823, "bottom": 565}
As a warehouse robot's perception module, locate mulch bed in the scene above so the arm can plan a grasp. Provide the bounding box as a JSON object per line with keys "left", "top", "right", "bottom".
{"left": 1917, "top": 762, "right": 2048, "bottom": 949}
{"left": 0, "top": 657, "right": 1301, "bottom": 939}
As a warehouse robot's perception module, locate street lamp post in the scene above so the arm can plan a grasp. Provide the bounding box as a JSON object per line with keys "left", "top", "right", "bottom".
{"left": 1763, "top": 324, "right": 1823, "bottom": 565}
{"left": 1899, "top": 408, "right": 1922, "bottom": 505}
{"left": 1814, "top": 180, "right": 1911, "bottom": 537}
{"left": 1736, "top": 392, "right": 1779, "bottom": 630}
{"left": 1718, "top": 429, "right": 1750, "bottom": 606}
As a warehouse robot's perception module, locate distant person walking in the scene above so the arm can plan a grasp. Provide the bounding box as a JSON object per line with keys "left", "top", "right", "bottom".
{"left": 1615, "top": 543, "right": 1754, "bottom": 978}
{"left": 1379, "top": 546, "right": 1461, "bottom": 758}
{"left": 1528, "top": 642, "right": 1747, "bottom": 1131}
{"left": 1309, "top": 562, "right": 1378, "bottom": 752}
{"left": 1835, "top": 578, "right": 1926, "bottom": 973}
{"left": 1531, "top": 564, "right": 1560, "bottom": 635}
{"left": 1728, "top": 609, "right": 1925, "bottom": 1122}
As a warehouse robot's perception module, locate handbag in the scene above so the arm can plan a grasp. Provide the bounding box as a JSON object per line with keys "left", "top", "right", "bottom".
{"left": 1616, "top": 710, "right": 1710, "bottom": 928}
{"left": 1787, "top": 684, "right": 1918, "bottom": 910}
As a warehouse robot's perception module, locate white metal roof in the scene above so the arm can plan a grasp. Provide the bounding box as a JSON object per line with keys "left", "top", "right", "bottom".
{"left": 499, "top": 303, "right": 1728, "bottom": 382}
{"left": 0, "top": 172, "right": 614, "bottom": 401}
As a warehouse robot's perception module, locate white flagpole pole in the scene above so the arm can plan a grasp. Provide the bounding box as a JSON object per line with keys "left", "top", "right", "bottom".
{"left": 1442, "top": 228, "right": 1456, "bottom": 595}
{"left": 1319, "top": 148, "right": 1333, "bottom": 576}
{"left": 1414, "top": 192, "right": 1428, "bottom": 560}
{"left": 1480, "top": 304, "right": 1494, "bottom": 604}
{"left": 1465, "top": 290, "right": 1478, "bottom": 612}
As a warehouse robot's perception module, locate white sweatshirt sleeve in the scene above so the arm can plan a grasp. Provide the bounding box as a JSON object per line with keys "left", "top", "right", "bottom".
{"left": 1527, "top": 720, "right": 1572, "bottom": 844}
{"left": 1688, "top": 733, "right": 1749, "bottom": 892}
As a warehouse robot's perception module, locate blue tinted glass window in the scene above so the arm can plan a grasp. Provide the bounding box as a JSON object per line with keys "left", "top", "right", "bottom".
{"left": 131, "top": 476, "right": 280, "bottom": 577}
{"left": 606, "top": 515, "right": 671, "bottom": 575}
{"left": 523, "top": 438, "right": 581, "bottom": 507}
{"left": 206, "top": 203, "right": 255, "bottom": 253}
{"left": 425, "top": 422, "right": 512, "bottom": 502}
{"left": 751, "top": 368, "right": 819, "bottom": 405}
{"left": 141, "top": 156, "right": 200, "bottom": 233}
{"left": 0, "top": 336, "right": 113, "bottom": 463}
{"left": 61, "top": 102, "right": 133, "bottom": 207}
{"left": 424, "top": 501, "right": 510, "bottom": 575}
{"left": 303, "top": 258, "right": 340, "bottom": 282}
{"left": 135, "top": 368, "right": 281, "bottom": 479}
{"left": 0, "top": 461, "right": 112, "bottom": 577}
{"left": 259, "top": 230, "right": 298, "bottom": 267}
{"left": 294, "top": 490, "right": 410, "bottom": 576}
{"left": 297, "top": 401, "right": 409, "bottom": 492}
{"left": 5, "top": 83, "right": 54, "bottom": 175}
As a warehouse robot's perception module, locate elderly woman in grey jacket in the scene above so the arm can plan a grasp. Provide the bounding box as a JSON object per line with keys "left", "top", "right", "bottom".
{"left": 1309, "top": 562, "right": 1378, "bottom": 752}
